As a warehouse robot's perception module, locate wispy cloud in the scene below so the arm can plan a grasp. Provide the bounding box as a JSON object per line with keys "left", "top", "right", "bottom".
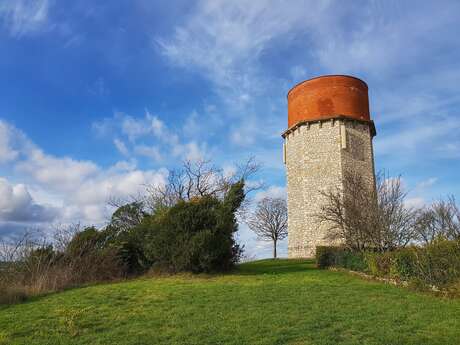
{"left": 312, "top": 2, "right": 460, "bottom": 77}
{"left": 113, "top": 138, "right": 129, "bottom": 157}
{"left": 0, "top": 121, "right": 21, "bottom": 163}
{"left": 0, "top": 0, "right": 51, "bottom": 37}
{"left": 134, "top": 145, "right": 162, "bottom": 162}
{"left": 375, "top": 117, "right": 460, "bottom": 159}
{"left": 92, "top": 110, "right": 209, "bottom": 163}
{"left": 156, "top": 0, "right": 330, "bottom": 104}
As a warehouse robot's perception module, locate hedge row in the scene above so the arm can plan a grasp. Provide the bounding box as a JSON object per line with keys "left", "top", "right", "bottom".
{"left": 316, "top": 239, "right": 460, "bottom": 289}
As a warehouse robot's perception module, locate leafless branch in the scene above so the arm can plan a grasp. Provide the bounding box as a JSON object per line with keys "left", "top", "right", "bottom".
{"left": 316, "top": 171, "right": 417, "bottom": 252}
{"left": 146, "top": 157, "right": 262, "bottom": 213}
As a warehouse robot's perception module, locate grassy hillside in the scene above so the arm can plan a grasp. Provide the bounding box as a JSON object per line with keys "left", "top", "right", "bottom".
{"left": 1, "top": 259, "right": 459, "bottom": 345}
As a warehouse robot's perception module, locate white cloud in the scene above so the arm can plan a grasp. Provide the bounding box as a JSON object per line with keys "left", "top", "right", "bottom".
{"left": 375, "top": 117, "right": 460, "bottom": 159}
{"left": 72, "top": 169, "right": 166, "bottom": 209}
{"left": 417, "top": 178, "right": 438, "bottom": 190}
{"left": 121, "top": 113, "right": 151, "bottom": 142}
{"left": 405, "top": 197, "right": 425, "bottom": 209}
{"left": 230, "top": 118, "right": 259, "bottom": 146}
{"left": 153, "top": 1, "right": 460, "bottom": 222}
{"left": 108, "top": 160, "right": 137, "bottom": 173}
{"left": 94, "top": 112, "right": 159, "bottom": 141}
{"left": 0, "top": 120, "right": 167, "bottom": 232}
{"left": 92, "top": 117, "right": 114, "bottom": 137}
{"left": 114, "top": 138, "right": 129, "bottom": 156}
{"left": 152, "top": 1, "right": 329, "bottom": 153}
{"left": 157, "top": 0, "right": 330, "bottom": 102}
{"left": 184, "top": 142, "right": 205, "bottom": 162}
{"left": 44, "top": 164, "right": 167, "bottom": 225}
{"left": 134, "top": 145, "right": 162, "bottom": 162}
{"left": 0, "top": 0, "right": 51, "bottom": 37}
{"left": 93, "top": 111, "right": 209, "bottom": 163}
{"left": 16, "top": 148, "right": 99, "bottom": 191}
{"left": 0, "top": 120, "right": 20, "bottom": 163}
{"left": 149, "top": 113, "right": 164, "bottom": 138}
{"left": 222, "top": 164, "right": 237, "bottom": 179}
{"left": 402, "top": 177, "right": 439, "bottom": 210}
{"left": 254, "top": 185, "right": 286, "bottom": 202}
{"left": 0, "top": 177, "right": 57, "bottom": 223}
{"left": 182, "top": 111, "right": 201, "bottom": 138}
{"left": 304, "top": 2, "right": 460, "bottom": 79}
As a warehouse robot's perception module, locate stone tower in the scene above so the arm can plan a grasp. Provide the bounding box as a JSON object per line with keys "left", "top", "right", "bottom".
{"left": 283, "top": 75, "right": 377, "bottom": 258}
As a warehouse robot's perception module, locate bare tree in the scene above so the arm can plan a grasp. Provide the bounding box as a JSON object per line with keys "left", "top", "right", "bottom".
{"left": 317, "top": 173, "right": 377, "bottom": 251}
{"left": 375, "top": 173, "right": 418, "bottom": 250}
{"left": 415, "top": 196, "right": 460, "bottom": 244}
{"left": 316, "top": 171, "right": 417, "bottom": 252}
{"left": 146, "top": 157, "right": 263, "bottom": 212}
{"left": 0, "top": 230, "right": 55, "bottom": 289}
{"left": 52, "top": 223, "right": 82, "bottom": 253}
{"left": 246, "top": 197, "right": 288, "bottom": 258}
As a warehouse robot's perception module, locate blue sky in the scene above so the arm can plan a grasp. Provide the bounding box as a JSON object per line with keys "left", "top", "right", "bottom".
{"left": 1, "top": 0, "right": 459, "bottom": 258}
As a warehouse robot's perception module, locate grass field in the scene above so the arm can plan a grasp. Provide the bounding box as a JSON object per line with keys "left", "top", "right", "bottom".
{"left": 0, "top": 259, "right": 459, "bottom": 345}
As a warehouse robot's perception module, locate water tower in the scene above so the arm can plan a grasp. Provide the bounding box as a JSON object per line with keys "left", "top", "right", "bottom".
{"left": 283, "top": 75, "right": 377, "bottom": 258}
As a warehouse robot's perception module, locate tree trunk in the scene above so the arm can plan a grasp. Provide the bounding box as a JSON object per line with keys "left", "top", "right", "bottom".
{"left": 273, "top": 240, "right": 277, "bottom": 259}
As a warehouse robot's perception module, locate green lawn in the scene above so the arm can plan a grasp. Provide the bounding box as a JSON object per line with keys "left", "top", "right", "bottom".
{"left": 1, "top": 259, "right": 459, "bottom": 345}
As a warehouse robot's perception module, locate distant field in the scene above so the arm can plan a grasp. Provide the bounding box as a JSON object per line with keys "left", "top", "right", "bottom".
{"left": 1, "top": 260, "right": 459, "bottom": 345}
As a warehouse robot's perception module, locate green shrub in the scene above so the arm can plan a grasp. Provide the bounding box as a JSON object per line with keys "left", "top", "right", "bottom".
{"left": 375, "top": 252, "right": 392, "bottom": 277}
{"left": 316, "top": 247, "right": 366, "bottom": 271}
{"left": 412, "top": 238, "right": 460, "bottom": 287}
{"left": 104, "top": 202, "right": 150, "bottom": 274}
{"left": 317, "top": 239, "right": 460, "bottom": 291}
{"left": 341, "top": 251, "right": 367, "bottom": 271}
{"left": 316, "top": 246, "right": 345, "bottom": 269}
{"left": 102, "top": 225, "right": 150, "bottom": 275}
{"left": 140, "top": 181, "right": 245, "bottom": 273}
{"left": 364, "top": 252, "right": 379, "bottom": 275}
{"left": 64, "top": 227, "right": 127, "bottom": 283}
{"left": 390, "top": 248, "right": 417, "bottom": 280}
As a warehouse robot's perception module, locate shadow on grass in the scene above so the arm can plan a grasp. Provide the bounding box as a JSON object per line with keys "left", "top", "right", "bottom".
{"left": 236, "top": 259, "right": 317, "bottom": 276}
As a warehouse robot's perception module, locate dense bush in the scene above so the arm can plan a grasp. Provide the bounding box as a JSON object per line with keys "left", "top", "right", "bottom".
{"left": 63, "top": 227, "right": 127, "bottom": 283}
{"left": 104, "top": 205, "right": 151, "bottom": 275}
{"left": 140, "top": 181, "right": 245, "bottom": 273}
{"left": 316, "top": 239, "right": 460, "bottom": 291}
{"left": 316, "top": 246, "right": 366, "bottom": 271}
{"left": 412, "top": 238, "right": 460, "bottom": 287}
{"left": 316, "top": 246, "right": 343, "bottom": 269}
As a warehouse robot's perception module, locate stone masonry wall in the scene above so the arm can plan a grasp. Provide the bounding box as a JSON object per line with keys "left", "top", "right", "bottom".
{"left": 285, "top": 118, "right": 375, "bottom": 258}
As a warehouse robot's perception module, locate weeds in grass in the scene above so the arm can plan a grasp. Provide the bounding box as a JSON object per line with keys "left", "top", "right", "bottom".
{"left": 0, "top": 331, "right": 10, "bottom": 345}
{"left": 57, "top": 307, "right": 92, "bottom": 337}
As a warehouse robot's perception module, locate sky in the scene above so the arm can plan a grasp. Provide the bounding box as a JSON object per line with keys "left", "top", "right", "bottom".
{"left": 1, "top": 0, "right": 460, "bottom": 258}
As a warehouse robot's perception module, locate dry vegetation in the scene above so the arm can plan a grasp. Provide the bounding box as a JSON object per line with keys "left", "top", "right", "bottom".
{"left": 317, "top": 171, "right": 460, "bottom": 251}
{"left": 0, "top": 158, "right": 262, "bottom": 305}
{"left": 316, "top": 171, "right": 460, "bottom": 293}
